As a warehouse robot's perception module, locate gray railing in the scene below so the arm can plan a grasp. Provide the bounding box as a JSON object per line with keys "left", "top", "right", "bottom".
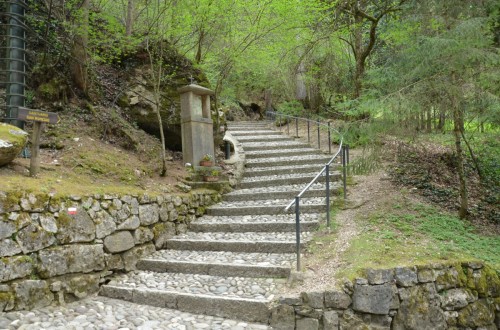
{"left": 266, "top": 111, "right": 349, "bottom": 271}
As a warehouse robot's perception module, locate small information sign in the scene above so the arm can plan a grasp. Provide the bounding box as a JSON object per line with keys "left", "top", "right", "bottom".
{"left": 17, "top": 107, "right": 59, "bottom": 124}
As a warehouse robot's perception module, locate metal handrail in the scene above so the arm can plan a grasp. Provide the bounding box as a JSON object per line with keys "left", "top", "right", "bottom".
{"left": 266, "top": 110, "right": 349, "bottom": 271}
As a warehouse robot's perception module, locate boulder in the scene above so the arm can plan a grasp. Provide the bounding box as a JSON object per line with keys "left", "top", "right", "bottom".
{"left": 0, "top": 123, "right": 28, "bottom": 167}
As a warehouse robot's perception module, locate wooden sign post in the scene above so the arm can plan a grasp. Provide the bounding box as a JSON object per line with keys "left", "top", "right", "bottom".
{"left": 16, "top": 107, "right": 60, "bottom": 177}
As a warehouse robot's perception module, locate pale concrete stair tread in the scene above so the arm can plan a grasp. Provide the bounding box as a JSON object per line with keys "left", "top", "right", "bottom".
{"left": 242, "top": 141, "right": 311, "bottom": 151}
{"left": 229, "top": 130, "right": 280, "bottom": 136}
{"left": 137, "top": 250, "right": 295, "bottom": 278}
{"left": 165, "top": 231, "right": 311, "bottom": 253}
{"left": 206, "top": 198, "right": 327, "bottom": 216}
{"left": 244, "top": 148, "right": 320, "bottom": 159}
{"left": 240, "top": 170, "right": 341, "bottom": 184}
{"left": 244, "top": 163, "right": 336, "bottom": 177}
{"left": 235, "top": 135, "right": 292, "bottom": 142}
{"left": 193, "top": 213, "right": 322, "bottom": 224}
{"left": 244, "top": 155, "right": 334, "bottom": 168}
{"left": 100, "top": 274, "right": 280, "bottom": 322}
{"left": 224, "top": 186, "right": 339, "bottom": 201}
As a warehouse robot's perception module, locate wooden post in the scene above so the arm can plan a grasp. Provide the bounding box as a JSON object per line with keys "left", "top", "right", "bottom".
{"left": 30, "top": 122, "right": 42, "bottom": 177}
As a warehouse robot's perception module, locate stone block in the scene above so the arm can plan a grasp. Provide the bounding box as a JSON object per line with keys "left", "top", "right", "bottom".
{"left": 366, "top": 268, "right": 394, "bottom": 284}
{"left": 457, "top": 299, "right": 495, "bottom": 328}
{"left": 39, "top": 214, "right": 58, "bottom": 233}
{"left": 117, "top": 216, "right": 140, "bottom": 230}
{"left": 122, "top": 243, "right": 155, "bottom": 271}
{"left": 340, "top": 309, "right": 391, "bottom": 330}
{"left": 0, "top": 255, "right": 33, "bottom": 281}
{"left": 100, "top": 285, "right": 133, "bottom": 301}
{"left": 152, "top": 222, "right": 176, "bottom": 249}
{"left": 175, "top": 223, "right": 188, "bottom": 235}
{"left": 296, "top": 317, "right": 319, "bottom": 330}
{"left": 323, "top": 310, "right": 339, "bottom": 330}
{"left": 395, "top": 266, "right": 418, "bottom": 287}
{"left": 324, "top": 290, "right": 352, "bottom": 309}
{"left": 440, "top": 288, "right": 476, "bottom": 311}
{"left": 56, "top": 210, "right": 95, "bottom": 244}
{"left": 105, "top": 253, "right": 124, "bottom": 270}
{"left": 104, "top": 231, "right": 135, "bottom": 253}
{"left": 0, "top": 238, "right": 22, "bottom": 257}
{"left": 417, "top": 266, "right": 437, "bottom": 283}
{"left": 352, "top": 283, "right": 394, "bottom": 315}
{"left": 279, "top": 295, "right": 303, "bottom": 306}
{"left": 64, "top": 273, "right": 100, "bottom": 300}
{"left": 393, "top": 283, "right": 445, "bottom": 330}
{"left": 16, "top": 223, "right": 56, "bottom": 253}
{"left": 139, "top": 204, "right": 159, "bottom": 225}
{"left": 94, "top": 211, "right": 116, "bottom": 239}
{"left": 133, "top": 227, "right": 154, "bottom": 245}
{"left": 269, "top": 304, "right": 295, "bottom": 330}
{"left": 301, "top": 291, "right": 324, "bottom": 309}
{"left": 435, "top": 264, "right": 467, "bottom": 291}
{"left": 38, "top": 244, "right": 105, "bottom": 278}
{"left": 0, "top": 219, "right": 16, "bottom": 239}
{"left": 13, "top": 280, "right": 53, "bottom": 310}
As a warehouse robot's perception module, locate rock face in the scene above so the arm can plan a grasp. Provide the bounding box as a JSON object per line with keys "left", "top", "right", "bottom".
{"left": 0, "top": 123, "right": 28, "bottom": 167}
{"left": 121, "top": 46, "right": 210, "bottom": 152}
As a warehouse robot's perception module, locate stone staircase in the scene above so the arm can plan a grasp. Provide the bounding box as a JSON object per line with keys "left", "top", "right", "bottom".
{"left": 100, "top": 121, "right": 341, "bottom": 325}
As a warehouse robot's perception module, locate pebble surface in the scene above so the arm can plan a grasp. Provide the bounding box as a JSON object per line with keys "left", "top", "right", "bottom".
{"left": 170, "top": 231, "right": 312, "bottom": 242}
{"left": 226, "top": 182, "right": 337, "bottom": 196}
{"left": 144, "top": 250, "right": 296, "bottom": 267}
{"left": 108, "top": 271, "right": 285, "bottom": 300}
{"left": 0, "top": 297, "right": 270, "bottom": 330}
{"left": 211, "top": 197, "right": 326, "bottom": 208}
{"left": 194, "top": 213, "right": 321, "bottom": 224}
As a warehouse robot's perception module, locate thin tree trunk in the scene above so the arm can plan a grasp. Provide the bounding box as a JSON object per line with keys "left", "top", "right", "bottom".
{"left": 70, "top": 0, "right": 89, "bottom": 94}
{"left": 125, "top": 0, "right": 133, "bottom": 36}
{"left": 452, "top": 101, "right": 468, "bottom": 219}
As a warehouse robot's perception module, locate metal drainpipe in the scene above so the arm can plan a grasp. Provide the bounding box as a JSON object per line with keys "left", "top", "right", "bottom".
{"left": 6, "top": 0, "right": 26, "bottom": 128}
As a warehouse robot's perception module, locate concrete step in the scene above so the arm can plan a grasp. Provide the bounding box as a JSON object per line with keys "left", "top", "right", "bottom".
{"left": 224, "top": 183, "right": 341, "bottom": 201}
{"left": 244, "top": 148, "right": 319, "bottom": 159}
{"left": 207, "top": 198, "right": 326, "bottom": 216}
{"left": 245, "top": 154, "right": 334, "bottom": 168}
{"left": 244, "top": 163, "right": 340, "bottom": 177}
{"left": 236, "top": 135, "right": 292, "bottom": 143}
{"left": 229, "top": 130, "right": 280, "bottom": 136}
{"left": 238, "top": 171, "right": 341, "bottom": 189}
{"left": 137, "top": 250, "right": 295, "bottom": 278}
{"left": 165, "top": 231, "right": 311, "bottom": 254}
{"left": 100, "top": 272, "right": 284, "bottom": 323}
{"left": 242, "top": 141, "right": 311, "bottom": 151}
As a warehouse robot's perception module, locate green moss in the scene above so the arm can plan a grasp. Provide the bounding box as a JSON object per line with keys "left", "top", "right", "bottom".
{"left": 152, "top": 223, "right": 166, "bottom": 239}
{"left": 0, "top": 123, "right": 28, "bottom": 149}
{"left": 0, "top": 291, "right": 14, "bottom": 307}
{"left": 56, "top": 212, "right": 73, "bottom": 228}
{"left": 457, "top": 299, "right": 495, "bottom": 327}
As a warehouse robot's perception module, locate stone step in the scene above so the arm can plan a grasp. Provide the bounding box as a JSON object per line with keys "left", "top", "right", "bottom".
{"left": 242, "top": 141, "right": 311, "bottom": 151}
{"left": 165, "top": 232, "right": 311, "bottom": 254}
{"left": 229, "top": 130, "right": 280, "bottom": 136}
{"left": 224, "top": 183, "right": 341, "bottom": 201}
{"left": 238, "top": 171, "right": 341, "bottom": 189}
{"left": 236, "top": 135, "right": 292, "bottom": 143}
{"left": 190, "top": 217, "right": 319, "bottom": 232}
{"left": 244, "top": 163, "right": 340, "bottom": 177}
{"left": 245, "top": 154, "right": 334, "bottom": 168}
{"left": 207, "top": 198, "right": 326, "bottom": 216}
{"left": 244, "top": 148, "right": 319, "bottom": 159}
{"left": 100, "top": 271, "right": 285, "bottom": 323}
{"left": 137, "top": 250, "right": 295, "bottom": 278}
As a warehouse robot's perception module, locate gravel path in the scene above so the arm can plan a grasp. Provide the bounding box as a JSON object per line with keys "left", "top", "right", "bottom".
{"left": 194, "top": 213, "right": 321, "bottom": 224}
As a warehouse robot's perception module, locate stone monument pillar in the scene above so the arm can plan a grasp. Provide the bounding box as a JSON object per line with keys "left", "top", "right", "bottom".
{"left": 178, "top": 84, "right": 215, "bottom": 165}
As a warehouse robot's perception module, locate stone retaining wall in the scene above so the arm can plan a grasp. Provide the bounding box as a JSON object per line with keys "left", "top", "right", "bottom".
{"left": 271, "top": 261, "right": 500, "bottom": 330}
{"left": 0, "top": 190, "right": 220, "bottom": 311}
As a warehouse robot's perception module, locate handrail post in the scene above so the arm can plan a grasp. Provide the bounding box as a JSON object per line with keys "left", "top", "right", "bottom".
{"left": 295, "top": 196, "right": 301, "bottom": 271}
{"left": 326, "top": 164, "right": 330, "bottom": 228}
{"left": 307, "top": 120, "right": 310, "bottom": 143}
{"left": 295, "top": 117, "right": 298, "bottom": 138}
{"left": 317, "top": 121, "right": 320, "bottom": 149}
{"left": 342, "top": 145, "right": 347, "bottom": 200}
{"left": 328, "top": 122, "right": 331, "bottom": 154}
{"left": 346, "top": 144, "right": 350, "bottom": 164}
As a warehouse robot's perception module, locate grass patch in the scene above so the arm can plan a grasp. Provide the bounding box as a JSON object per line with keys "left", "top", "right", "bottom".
{"left": 335, "top": 195, "right": 499, "bottom": 281}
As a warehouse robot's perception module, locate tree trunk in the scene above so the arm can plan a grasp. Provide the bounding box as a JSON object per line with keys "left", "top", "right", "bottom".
{"left": 264, "top": 89, "right": 272, "bottom": 112}
{"left": 452, "top": 103, "right": 468, "bottom": 219}
{"left": 70, "top": 0, "right": 89, "bottom": 94}
{"left": 125, "top": 0, "right": 134, "bottom": 36}
{"left": 426, "top": 107, "right": 432, "bottom": 132}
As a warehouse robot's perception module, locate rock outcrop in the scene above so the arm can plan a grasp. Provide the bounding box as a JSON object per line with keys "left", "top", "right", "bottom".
{"left": 0, "top": 123, "right": 28, "bottom": 167}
